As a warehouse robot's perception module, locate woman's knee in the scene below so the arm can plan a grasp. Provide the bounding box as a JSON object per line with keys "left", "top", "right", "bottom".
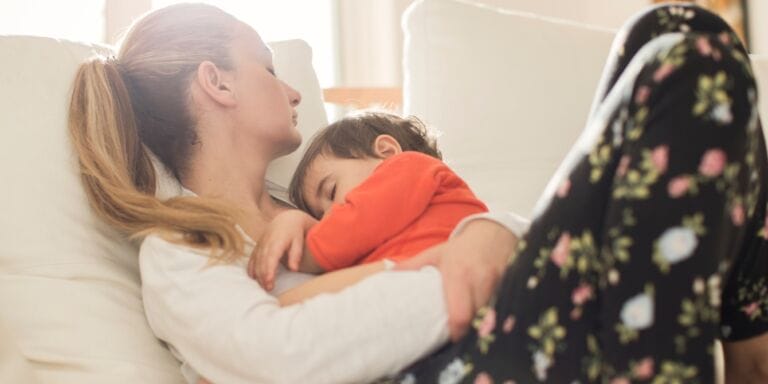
{"left": 634, "top": 32, "right": 758, "bottom": 136}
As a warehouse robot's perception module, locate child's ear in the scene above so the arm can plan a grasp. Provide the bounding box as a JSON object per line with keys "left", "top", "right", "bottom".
{"left": 373, "top": 135, "right": 402, "bottom": 158}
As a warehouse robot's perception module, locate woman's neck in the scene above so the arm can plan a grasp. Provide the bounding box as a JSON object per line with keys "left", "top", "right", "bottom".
{"left": 181, "top": 140, "right": 284, "bottom": 239}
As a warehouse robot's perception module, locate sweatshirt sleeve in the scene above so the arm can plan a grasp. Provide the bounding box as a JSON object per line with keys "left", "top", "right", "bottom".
{"left": 139, "top": 235, "right": 449, "bottom": 384}
{"left": 307, "top": 152, "right": 449, "bottom": 270}
{"left": 451, "top": 210, "right": 531, "bottom": 239}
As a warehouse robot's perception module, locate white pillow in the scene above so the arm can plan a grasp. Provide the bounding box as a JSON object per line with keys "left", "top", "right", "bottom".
{"left": 403, "top": 0, "right": 616, "bottom": 216}
{"left": 752, "top": 55, "right": 768, "bottom": 137}
{"left": 0, "top": 35, "right": 327, "bottom": 384}
{"left": 403, "top": 0, "right": 768, "bottom": 216}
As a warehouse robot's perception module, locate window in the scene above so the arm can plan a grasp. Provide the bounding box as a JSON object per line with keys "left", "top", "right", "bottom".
{"left": 152, "top": 0, "right": 339, "bottom": 88}
{"left": 0, "top": 0, "right": 105, "bottom": 43}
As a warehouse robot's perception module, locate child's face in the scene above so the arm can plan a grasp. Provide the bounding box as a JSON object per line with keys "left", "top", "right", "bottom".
{"left": 301, "top": 154, "right": 383, "bottom": 218}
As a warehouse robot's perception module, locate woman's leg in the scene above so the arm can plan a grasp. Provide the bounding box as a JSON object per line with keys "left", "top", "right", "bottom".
{"left": 397, "top": 5, "right": 766, "bottom": 384}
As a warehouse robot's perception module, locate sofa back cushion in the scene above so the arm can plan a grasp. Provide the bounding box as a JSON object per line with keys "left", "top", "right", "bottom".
{"left": 403, "top": 0, "right": 768, "bottom": 216}
{"left": 0, "top": 35, "right": 327, "bottom": 384}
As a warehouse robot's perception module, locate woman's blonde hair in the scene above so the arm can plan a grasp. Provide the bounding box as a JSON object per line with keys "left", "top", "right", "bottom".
{"left": 68, "top": 3, "right": 246, "bottom": 261}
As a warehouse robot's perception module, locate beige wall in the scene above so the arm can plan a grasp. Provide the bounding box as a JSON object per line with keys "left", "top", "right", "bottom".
{"left": 105, "top": 0, "right": 151, "bottom": 44}
{"left": 337, "top": 0, "right": 411, "bottom": 86}
{"left": 100, "top": 0, "right": 766, "bottom": 87}
{"left": 473, "top": 0, "right": 649, "bottom": 28}
{"left": 338, "top": 0, "right": 766, "bottom": 88}
{"left": 336, "top": 0, "right": 652, "bottom": 88}
{"left": 749, "top": 0, "right": 767, "bottom": 54}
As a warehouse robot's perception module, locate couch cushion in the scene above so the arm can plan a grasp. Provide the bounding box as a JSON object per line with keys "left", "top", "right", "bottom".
{"left": 403, "top": 0, "right": 768, "bottom": 216}
{"left": 752, "top": 54, "right": 768, "bottom": 136}
{"left": 0, "top": 35, "right": 327, "bottom": 384}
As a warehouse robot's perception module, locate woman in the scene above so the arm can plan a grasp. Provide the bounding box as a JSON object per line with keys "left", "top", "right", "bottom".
{"left": 67, "top": 3, "right": 765, "bottom": 384}
{"left": 394, "top": 4, "right": 768, "bottom": 384}
{"left": 68, "top": 3, "right": 519, "bottom": 383}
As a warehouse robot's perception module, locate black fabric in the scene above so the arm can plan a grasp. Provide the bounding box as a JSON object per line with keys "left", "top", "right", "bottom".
{"left": 393, "top": 4, "right": 767, "bottom": 383}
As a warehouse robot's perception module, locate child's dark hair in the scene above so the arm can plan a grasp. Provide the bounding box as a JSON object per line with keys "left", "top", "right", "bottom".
{"left": 289, "top": 111, "right": 441, "bottom": 214}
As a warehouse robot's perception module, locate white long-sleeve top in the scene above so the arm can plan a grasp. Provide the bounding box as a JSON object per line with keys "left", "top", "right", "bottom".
{"left": 140, "top": 198, "right": 530, "bottom": 384}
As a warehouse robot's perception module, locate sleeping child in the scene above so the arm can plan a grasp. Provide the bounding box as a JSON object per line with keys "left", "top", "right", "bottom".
{"left": 249, "top": 111, "right": 488, "bottom": 304}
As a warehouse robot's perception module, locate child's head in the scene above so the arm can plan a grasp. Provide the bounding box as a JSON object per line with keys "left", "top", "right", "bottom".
{"left": 289, "top": 111, "right": 441, "bottom": 218}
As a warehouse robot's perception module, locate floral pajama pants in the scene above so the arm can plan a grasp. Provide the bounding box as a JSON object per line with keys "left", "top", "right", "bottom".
{"left": 396, "top": 4, "right": 768, "bottom": 384}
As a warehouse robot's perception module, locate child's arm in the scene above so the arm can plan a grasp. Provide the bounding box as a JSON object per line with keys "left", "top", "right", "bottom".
{"left": 249, "top": 210, "right": 323, "bottom": 290}
{"left": 278, "top": 260, "right": 389, "bottom": 306}
{"left": 308, "top": 152, "right": 465, "bottom": 271}
{"left": 295, "top": 243, "right": 324, "bottom": 274}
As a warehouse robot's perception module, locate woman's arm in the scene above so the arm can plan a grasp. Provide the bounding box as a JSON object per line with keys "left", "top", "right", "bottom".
{"left": 723, "top": 332, "right": 768, "bottom": 383}
{"left": 398, "top": 212, "right": 524, "bottom": 340}
{"left": 278, "top": 261, "right": 386, "bottom": 306}
{"left": 140, "top": 235, "right": 448, "bottom": 384}
{"left": 282, "top": 210, "right": 527, "bottom": 310}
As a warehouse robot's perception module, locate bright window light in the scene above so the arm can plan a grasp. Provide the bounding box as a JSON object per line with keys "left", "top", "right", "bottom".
{"left": 0, "top": 0, "right": 105, "bottom": 43}
{"left": 152, "top": 0, "right": 339, "bottom": 88}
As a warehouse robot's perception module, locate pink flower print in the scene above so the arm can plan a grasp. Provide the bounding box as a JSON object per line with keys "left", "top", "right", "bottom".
{"left": 478, "top": 308, "right": 496, "bottom": 338}
{"left": 763, "top": 216, "right": 768, "bottom": 238}
{"left": 571, "top": 307, "right": 581, "bottom": 321}
{"left": 571, "top": 284, "right": 593, "bottom": 305}
{"left": 551, "top": 232, "right": 571, "bottom": 268}
{"left": 617, "top": 155, "right": 630, "bottom": 178}
{"left": 668, "top": 176, "right": 691, "bottom": 198}
{"left": 712, "top": 48, "right": 722, "bottom": 61}
{"left": 696, "top": 36, "right": 712, "bottom": 56}
{"left": 474, "top": 372, "right": 493, "bottom": 384}
{"left": 719, "top": 32, "right": 731, "bottom": 45}
{"left": 652, "top": 145, "right": 669, "bottom": 173}
{"left": 570, "top": 307, "right": 582, "bottom": 320}
{"left": 502, "top": 316, "right": 516, "bottom": 334}
{"left": 653, "top": 62, "right": 675, "bottom": 82}
{"left": 634, "top": 85, "right": 651, "bottom": 104}
{"left": 699, "top": 149, "right": 726, "bottom": 177}
{"left": 557, "top": 179, "right": 571, "bottom": 198}
{"left": 610, "top": 377, "right": 630, "bottom": 384}
{"left": 731, "top": 203, "right": 745, "bottom": 226}
{"left": 633, "top": 357, "right": 655, "bottom": 380}
{"left": 743, "top": 302, "right": 759, "bottom": 317}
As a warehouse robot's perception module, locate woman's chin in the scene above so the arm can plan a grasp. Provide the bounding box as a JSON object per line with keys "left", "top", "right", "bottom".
{"left": 274, "top": 132, "right": 302, "bottom": 157}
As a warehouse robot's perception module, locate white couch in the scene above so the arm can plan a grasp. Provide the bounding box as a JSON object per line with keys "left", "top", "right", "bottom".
{"left": 403, "top": 0, "right": 768, "bottom": 217}
{"left": 2, "top": 1, "right": 767, "bottom": 382}
{"left": 0, "top": 36, "right": 328, "bottom": 383}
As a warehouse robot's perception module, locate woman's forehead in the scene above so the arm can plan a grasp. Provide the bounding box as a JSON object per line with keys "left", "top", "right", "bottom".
{"left": 233, "top": 23, "right": 272, "bottom": 62}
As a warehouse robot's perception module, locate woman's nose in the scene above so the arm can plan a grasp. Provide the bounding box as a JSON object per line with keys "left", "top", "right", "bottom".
{"left": 283, "top": 81, "right": 302, "bottom": 107}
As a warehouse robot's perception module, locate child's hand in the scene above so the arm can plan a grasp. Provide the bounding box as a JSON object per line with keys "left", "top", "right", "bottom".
{"left": 248, "top": 210, "right": 316, "bottom": 291}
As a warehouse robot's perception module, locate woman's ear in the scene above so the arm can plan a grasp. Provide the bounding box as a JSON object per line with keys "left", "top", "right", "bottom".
{"left": 373, "top": 134, "right": 402, "bottom": 159}
{"left": 195, "top": 61, "right": 237, "bottom": 107}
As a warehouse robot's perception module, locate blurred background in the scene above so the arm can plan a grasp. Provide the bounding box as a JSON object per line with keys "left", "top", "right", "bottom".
{"left": 1, "top": 0, "right": 764, "bottom": 115}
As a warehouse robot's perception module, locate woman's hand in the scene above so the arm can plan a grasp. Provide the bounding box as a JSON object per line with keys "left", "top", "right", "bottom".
{"left": 723, "top": 332, "right": 768, "bottom": 383}
{"left": 397, "top": 219, "right": 518, "bottom": 341}
{"left": 248, "top": 210, "right": 317, "bottom": 291}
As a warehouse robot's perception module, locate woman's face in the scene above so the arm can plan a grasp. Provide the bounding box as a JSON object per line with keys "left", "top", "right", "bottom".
{"left": 228, "top": 24, "right": 302, "bottom": 158}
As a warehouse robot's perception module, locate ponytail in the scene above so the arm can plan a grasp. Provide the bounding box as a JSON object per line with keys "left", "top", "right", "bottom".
{"left": 68, "top": 57, "right": 244, "bottom": 261}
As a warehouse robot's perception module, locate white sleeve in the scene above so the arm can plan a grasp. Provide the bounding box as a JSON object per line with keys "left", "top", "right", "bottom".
{"left": 451, "top": 210, "right": 531, "bottom": 239}
{"left": 139, "top": 235, "right": 449, "bottom": 384}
